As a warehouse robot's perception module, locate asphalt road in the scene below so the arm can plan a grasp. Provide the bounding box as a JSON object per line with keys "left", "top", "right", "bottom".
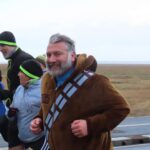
{"left": 112, "top": 116, "right": 150, "bottom": 137}
{"left": 0, "top": 135, "right": 7, "bottom": 148}
{"left": 115, "top": 143, "right": 150, "bottom": 150}
{"left": 1, "top": 116, "right": 150, "bottom": 149}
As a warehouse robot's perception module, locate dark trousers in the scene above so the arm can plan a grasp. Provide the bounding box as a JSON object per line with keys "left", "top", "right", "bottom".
{"left": 0, "top": 115, "right": 8, "bottom": 142}
{"left": 23, "top": 136, "right": 45, "bottom": 150}
{"left": 8, "top": 118, "right": 22, "bottom": 148}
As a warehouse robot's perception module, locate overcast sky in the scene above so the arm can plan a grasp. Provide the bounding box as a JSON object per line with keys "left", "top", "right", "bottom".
{"left": 0, "top": 0, "right": 150, "bottom": 63}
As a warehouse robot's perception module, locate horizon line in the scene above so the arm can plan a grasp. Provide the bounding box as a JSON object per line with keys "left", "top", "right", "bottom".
{"left": 98, "top": 61, "right": 150, "bottom": 65}
{"left": 0, "top": 61, "right": 150, "bottom": 65}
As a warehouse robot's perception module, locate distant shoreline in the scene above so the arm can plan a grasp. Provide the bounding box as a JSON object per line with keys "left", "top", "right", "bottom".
{"left": 1, "top": 62, "right": 150, "bottom": 65}
{"left": 101, "top": 63, "right": 150, "bottom": 65}
{"left": 99, "top": 61, "right": 150, "bottom": 65}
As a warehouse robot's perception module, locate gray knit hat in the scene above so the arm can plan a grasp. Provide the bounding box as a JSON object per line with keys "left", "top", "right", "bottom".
{"left": 35, "top": 54, "right": 46, "bottom": 67}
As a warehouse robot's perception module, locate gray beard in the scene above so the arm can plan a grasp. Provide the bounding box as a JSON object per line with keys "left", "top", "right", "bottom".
{"left": 4, "top": 48, "right": 16, "bottom": 59}
{"left": 46, "top": 61, "right": 72, "bottom": 77}
{"left": 46, "top": 53, "right": 73, "bottom": 77}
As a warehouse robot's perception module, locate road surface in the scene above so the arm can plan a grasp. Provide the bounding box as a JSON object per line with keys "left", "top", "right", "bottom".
{"left": 0, "top": 135, "right": 7, "bottom": 147}
{"left": 1, "top": 116, "right": 150, "bottom": 149}
{"left": 115, "top": 143, "right": 150, "bottom": 150}
{"left": 112, "top": 116, "right": 150, "bottom": 137}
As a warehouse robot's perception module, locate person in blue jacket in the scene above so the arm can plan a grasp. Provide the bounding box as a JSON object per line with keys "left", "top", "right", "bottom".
{"left": 0, "top": 70, "right": 8, "bottom": 142}
{"left": 7, "top": 60, "right": 45, "bottom": 150}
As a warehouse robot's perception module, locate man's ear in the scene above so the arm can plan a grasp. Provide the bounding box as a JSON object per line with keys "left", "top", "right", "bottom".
{"left": 71, "top": 51, "right": 76, "bottom": 62}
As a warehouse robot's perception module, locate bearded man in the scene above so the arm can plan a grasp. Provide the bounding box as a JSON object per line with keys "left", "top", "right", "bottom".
{"left": 30, "top": 33, "right": 130, "bottom": 150}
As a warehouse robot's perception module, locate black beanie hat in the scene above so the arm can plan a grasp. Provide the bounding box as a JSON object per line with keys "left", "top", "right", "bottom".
{"left": 19, "top": 59, "right": 43, "bottom": 79}
{"left": 0, "top": 31, "right": 17, "bottom": 46}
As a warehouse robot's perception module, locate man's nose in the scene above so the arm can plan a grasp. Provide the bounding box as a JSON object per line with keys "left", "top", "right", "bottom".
{"left": 48, "top": 55, "right": 56, "bottom": 63}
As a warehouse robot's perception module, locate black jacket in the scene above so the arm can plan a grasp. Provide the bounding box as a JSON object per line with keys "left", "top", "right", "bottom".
{"left": 0, "top": 48, "right": 34, "bottom": 101}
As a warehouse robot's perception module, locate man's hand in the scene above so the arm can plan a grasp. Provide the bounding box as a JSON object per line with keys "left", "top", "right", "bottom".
{"left": 71, "top": 119, "right": 88, "bottom": 138}
{"left": 30, "top": 118, "right": 42, "bottom": 134}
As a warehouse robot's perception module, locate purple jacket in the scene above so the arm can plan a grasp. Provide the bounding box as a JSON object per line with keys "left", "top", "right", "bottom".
{"left": 0, "top": 82, "right": 5, "bottom": 116}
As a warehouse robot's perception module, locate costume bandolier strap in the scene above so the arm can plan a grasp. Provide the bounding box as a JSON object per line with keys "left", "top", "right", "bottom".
{"left": 41, "top": 70, "right": 94, "bottom": 150}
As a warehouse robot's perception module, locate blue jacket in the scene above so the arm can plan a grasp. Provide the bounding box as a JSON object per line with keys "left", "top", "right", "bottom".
{"left": 9, "top": 80, "right": 44, "bottom": 142}
{"left": 0, "top": 82, "right": 5, "bottom": 116}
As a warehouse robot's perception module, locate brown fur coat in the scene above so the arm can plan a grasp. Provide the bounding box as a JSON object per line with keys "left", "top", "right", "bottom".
{"left": 38, "top": 54, "right": 130, "bottom": 150}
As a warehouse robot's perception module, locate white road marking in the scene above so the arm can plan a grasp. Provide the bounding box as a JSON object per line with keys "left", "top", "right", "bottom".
{"left": 112, "top": 137, "right": 130, "bottom": 141}
{"left": 117, "top": 123, "right": 150, "bottom": 127}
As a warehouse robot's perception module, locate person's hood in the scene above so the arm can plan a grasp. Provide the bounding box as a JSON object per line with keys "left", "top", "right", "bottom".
{"left": 75, "top": 54, "right": 97, "bottom": 72}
